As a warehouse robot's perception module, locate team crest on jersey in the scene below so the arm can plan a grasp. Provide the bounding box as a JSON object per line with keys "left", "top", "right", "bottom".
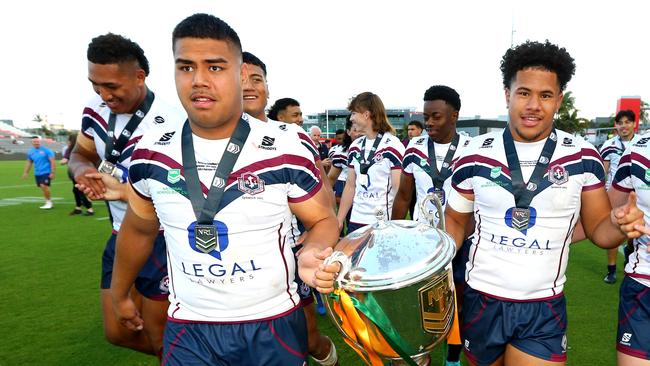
{"left": 373, "top": 153, "right": 383, "bottom": 163}
{"left": 167, "top": 169, "right": 181, "bottom": 184}
{"left": 548, "top": 165, "right": 569, "bottom": 185}
{"left": 237, "top": 172, "right": 265, "bottom": 195}
{"left": 490, "top": 166, "right": 502, "bottom": 179}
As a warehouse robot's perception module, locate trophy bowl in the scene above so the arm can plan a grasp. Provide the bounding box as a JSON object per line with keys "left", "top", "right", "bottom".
{"left": 324, "top": 194, "right": 457, "bottom": 365}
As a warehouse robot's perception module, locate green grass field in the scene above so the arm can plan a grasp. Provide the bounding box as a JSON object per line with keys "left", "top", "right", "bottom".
{"left": 0, "top": 160, "right": 623, "bottom": 365}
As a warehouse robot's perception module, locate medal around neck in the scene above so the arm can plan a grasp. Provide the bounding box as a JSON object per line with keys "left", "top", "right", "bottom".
{"left": 323, "top": 193, "right": 456, "bottom": 365}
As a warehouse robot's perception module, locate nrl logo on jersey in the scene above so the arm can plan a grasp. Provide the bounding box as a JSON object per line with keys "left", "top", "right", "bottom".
{"left": 167, "top": 169, "right": 181, "bottom": 184}
{"left": 548, "top": 164, "right": 569, "bottom": 185}
{"left": 238, "top": 172, "right": 265, "bottom": 195}
{"left": 490, "top": 166, "right": 502, "bottom": 179}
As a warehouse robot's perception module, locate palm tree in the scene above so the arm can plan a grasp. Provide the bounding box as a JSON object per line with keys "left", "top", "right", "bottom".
{"left": 554, "top": 91, "right": 588, "bottom": 134}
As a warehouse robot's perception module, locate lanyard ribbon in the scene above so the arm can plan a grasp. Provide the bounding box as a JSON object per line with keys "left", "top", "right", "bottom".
{"left": 427, "top": 134, "right": 460, "bottom": 189}
{"left": 502, "top": 127, "right": 557, "bottom": 209}
{"left": 104, "top": 89, "right": 154, "bottom": 163}
{"left": 182, "top": 118, "right": 250, "bottom": 224}
{"left": 331, "top": 289, "right": 419, "bottom": 366}
{"left": 359, "top": 134, "right": 384, "bottom": 174}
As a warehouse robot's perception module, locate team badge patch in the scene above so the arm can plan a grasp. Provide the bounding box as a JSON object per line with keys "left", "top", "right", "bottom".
{"left": 167, "top": 169, "right": 181, "bottom": 184}
{"left": 373, "top": 153, "right": 383, "bottom": 163}
{"left": 237, "top": 172, "right": 265, "bottom": 195}
{"left": 490, "top": 166, "right": 502, "bottom": 179}
{"left": 549, "top": 165, "right": 569, "bottom": 185}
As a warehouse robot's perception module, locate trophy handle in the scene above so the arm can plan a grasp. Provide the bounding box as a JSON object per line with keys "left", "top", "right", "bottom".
{"left": 419, "top": 192, "right": 445, "bottom": 231}
{"left": 323, "top": 250, "right": 352, "bottom": 287}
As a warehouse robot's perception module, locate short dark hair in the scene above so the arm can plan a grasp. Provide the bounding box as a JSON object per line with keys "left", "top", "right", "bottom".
{"left": 87, "top": 33, "right": 150, "bottom": 76}
{"left": 268, "top": 98, "right": 300, "bottom": 121}
{"left": 615, "top": 109, "right": 636, "bottom": 123}
{"left": 242, "top": 51, "right": 267, "bottom": 76}
{"left": 335, "top": 129, "right": 345, "bottom": 135}
{"left": 500, "top": 40, "right": 575, "bottom": 91}
{"left": 407, "top": 120, "right": 424, "bottom": 130}
{"left": 172, "top": 13, "right": 242, "bottom": 57}
{"left": 423, "top": 85, "right": 461, "bottom": 111}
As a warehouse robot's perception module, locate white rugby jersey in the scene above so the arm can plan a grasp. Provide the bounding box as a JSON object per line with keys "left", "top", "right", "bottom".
{"left": 449, "top": 130, "right": 605, "bottom": 300}
{"left": 81, "top": 93, "right": 182, "bottom": 231}
{"left": 129, "top": 115, "right": 321, "bottom": 322}
{"left": 612, "top": 136, "right": 650, "bottom": 288}
{"left": 403, "top": 134, "right": 472, "bottom": 221}
{"left": 330, "top": 144, "right": 350, "bottom": 182}
{"left": 347, "top": 132, "right": 404, "bottom": 225}
{"left": 600, "top": 135, "right": 637, "bottom": 190}
{"left": 256, "top": 116, "right": 319, "bottom": 247}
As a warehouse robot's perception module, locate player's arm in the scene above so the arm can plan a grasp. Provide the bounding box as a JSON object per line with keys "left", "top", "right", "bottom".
{"left": 327, "top": 166, "right": 342, "bottom": 187}
{"left": 290, "top": 185, "right": 340, "bottom": 294}
{"left": 392, "top": 173, "right": 414, "bottom": 220}
{"left": 388, "top": 169, "right": 402, "bottom": 216}
{"left": 21, "top": 159, "right": 33, "bottom": 179}
{"left": 581, "top": 187, "right": 644, "bottom": 248}
{"left": 316, "top": 160, "right": 336, "bottom": 207}
{"left": 111, "top": 183, "right": 160, "bottom": 331}
{"left": 444, "top": 190, "right": 475, "bottom": 250}
{"left": 336, "top": 169, "right": 356, "bottom": 230}
{"left": 48, "top": 155, "right": 55, "bottom": 179}
{"left": 69, "top": 133, "right": 105, "bottom": 198}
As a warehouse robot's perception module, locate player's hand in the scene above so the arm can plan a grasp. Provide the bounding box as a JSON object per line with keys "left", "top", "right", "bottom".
{"left": 74, "top": 167, "right": 106, "bottom": 198}
{"left": 300, "top": 247, "right": 342, "bottom": 294}
{"left": 80, "top": 172, "right": 125, "bottom": 201}
{"left": 21, "top": 172, "right": 27, "bottom": 180}
{"left": 49, "top": 172, "right": 54, "bottom": 180}
{"left": 321, "top": 158, "right": 332, "bottom": 169}
{"left": 613, "top": 192, "right": 645, "bottom": 238}
{"left": 112, "top": 297, "right": 144, "bottom": 332}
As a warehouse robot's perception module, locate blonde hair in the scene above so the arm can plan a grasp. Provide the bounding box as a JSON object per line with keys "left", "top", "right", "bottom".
{"left": 348, "top": 92, "right": 396, "bottom": 135}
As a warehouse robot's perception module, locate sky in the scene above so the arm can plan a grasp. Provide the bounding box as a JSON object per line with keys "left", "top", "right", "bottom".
{"left": 1, "top": 0, "right": 648, "bottom": 130}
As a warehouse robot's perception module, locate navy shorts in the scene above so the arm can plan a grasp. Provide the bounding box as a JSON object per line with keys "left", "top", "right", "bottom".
{"left": 452, "top": 238, "right": 471, "bottom": 285}
{"left": 101, "top": 232, "right": 169, "bottom": 300}
{"left": 461, "top": 286, "right": 567, "bottom": 365}
{"left": 617, "top": 276, "right": 650, "bottom": 360}
{"left": 162, "top": 309, "right": 308, "bottom": 366}
{"left": 35, "top": 174, "right": 51, "bottom": 186}
{"left": 292, "top": 245, "right": 314, "bottom": 306}
{"left": 333, "top": 180, "right": 345, "bottom": 197}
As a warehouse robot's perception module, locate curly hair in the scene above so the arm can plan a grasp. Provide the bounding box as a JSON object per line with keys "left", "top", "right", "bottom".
{"left": 423, "top": 85, "right": 461, "bottom": 111}
{"left": 500, "top": 40, "right": 575, "bottom": 91}
{"left": 87, "top": 33, "right": 149, "bottom": 76}
{"left": 267, "top": 98, "right": 300, "bottom": 121}
{"left": 615, "top": 109, "right": 636, "bottom": 123}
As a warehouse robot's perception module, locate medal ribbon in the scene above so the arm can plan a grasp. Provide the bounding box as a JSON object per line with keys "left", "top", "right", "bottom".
{"left": 331, "top": 289, "right": 419, "bottom": 366}
{"left": 182, "top": 118, "right": 250, "bottom": 224}
{"left": 104, "top": 89, "right": 155, "bottom": 164}
{"left": 502, "top": 127, "right": 558, "bottom": 209}
{"left": 358, "top": 134, "right": 384, "bottom": 174}
{"left": 427, "top": 134, "right": 460, "bottom": 189}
